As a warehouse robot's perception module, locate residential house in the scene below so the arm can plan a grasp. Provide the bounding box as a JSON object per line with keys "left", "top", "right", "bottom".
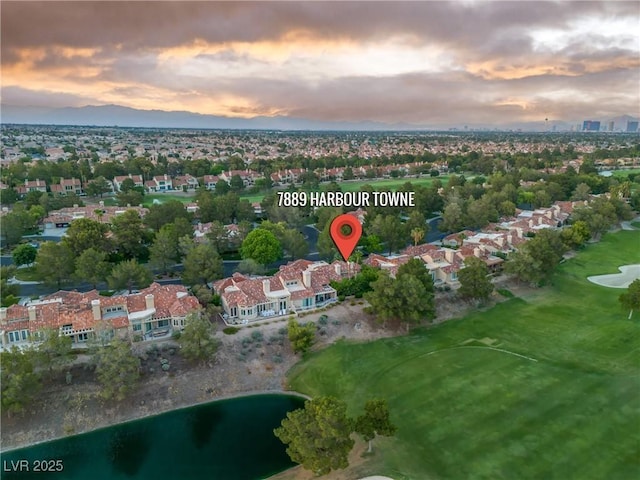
{"left": 213, "top": 260, "right": 356, "bottom": 324}
{"left": 113, "top": 174, "right": 144, "bottom": 192}
{"left": 174, "top": 174, "right": 199, "bottom": 191}
{"left": 147, "top": 175, "right": 173, "bottom": 192}
{"left": 16, "top": 179, "right": 48, "bottom": 195}
{"left": 203, "top": 175, "right": 219, "bottom": 190}
{"left": 0, "top": 283, "right": 200, "bottom": 350}
{"left": 42, "top": 205, "right": 148, "bottom": 229}
{"left": 50, "top": 178, "right": 83, "bottom": 196}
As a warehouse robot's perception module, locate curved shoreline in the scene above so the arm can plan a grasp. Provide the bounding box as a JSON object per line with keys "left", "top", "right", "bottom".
{"left": 1, "top": 389, "right": 311, "bottom": 453}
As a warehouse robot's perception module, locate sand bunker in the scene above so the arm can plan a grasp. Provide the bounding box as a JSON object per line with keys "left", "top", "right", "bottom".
{"left": 587, "top": 264, "right": 640, "bottom": 288}
{"left": 359, "top": 477, "right": 395, "bottom": 480}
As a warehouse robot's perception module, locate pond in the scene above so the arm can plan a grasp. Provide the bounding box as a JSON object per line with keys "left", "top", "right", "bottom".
{"left": 1, "top": 394, "right": 304, "bottom": 480}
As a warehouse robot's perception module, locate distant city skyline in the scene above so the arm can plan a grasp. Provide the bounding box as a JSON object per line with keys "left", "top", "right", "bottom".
{"left": 1, "top": 1, "right": 639, "bottom": 128}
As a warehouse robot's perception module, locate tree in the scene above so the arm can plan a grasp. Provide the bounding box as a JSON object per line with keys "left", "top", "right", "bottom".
{"left": 93, "top": 337, "right": 140, "bottom": 400}
{"left": 317, "top": 221, "right": 339, "bottom": 260}
{"left": 354, "top": 399, "right": 397, "bottom": 453}
{"left": 214, "top": 179, "right": 230, "bottom": 195}
{"left": 182, "top": 243, "right": 223, "bottom": 286}
{"left": 36, "top": 328, "right": 73, "bottom": 373}
{"left": 0, "top": 347, "right": 41, "bottom": 415}
{"left": 229, "top": 174, "right": 245, "bottom": 192}
{"left": 144, "top": 200, "right": 192, "bottom": 231}
{"left": 1, "top": 209, "right": 34, "bottom": 247}
{"left": 12, "top": 243, "right": 37, "bottom": 266}
{"left": 206, "top": 221, "right": 231, "bottom": 253}
{"left": 440, "top": 201, "right": 465, "bottom": 233}
{"left": 36, "top": 242, "right": 75, "bottom": 288}
{"left": 107, "top": 259, "right": 152, "bottom": 293}
{"left": 241, "top": 229, "right": 283, "bottom": 265}
{"left": 560, "top": 220, "right": 591, "bottom": 249}
{"left": 119, "top": 177, "right": 136, "bottom": 192}
{"left": 287, "top": 318, "right": 316, "bottom": 354}
{"left": 149, "top": 227, "right": 178, "bottom": 274}
{"left": 397, "top": 258, "right": 435, "bottom": 298}
{"left": 178, "top": 311, "right": 218, "bottom": 363}
{"left": 369, "top": 214, "right": 406, "bottom": 254}
{"left": 410, "top": 228, "right": 425, "bottom": 246}
{"left": 571, "top": 182, "right": 591, "bottom": 201}
{"left": 619, "top": 279, "right": 640, "bottom": 319}
{"left": 1, "top": 266, "right": 20, "bottom": 307}
{"left": 281, "top": 229, "right": 309, "bottom": 260}
{"left": 111, "top": 209, "right": 149, "bottom": 260}
{"left": 365, "top": 272, "right": 435, "bottom": 326}
{"left": 274, "top": 396, "right": 354, "bottom": 476}
{"left": 457, "top": 256, "right": 493, "bottom": 304}
{"left": 506, "top": 229, "right": 567, "bottom": 285}
{"left": 85, "top": 176, "right": 111, "bottom": 197}
{"left": 62, "top": 218, "right": 111, "bottom": 257}
{"left": 0, "top": 187, "right": 19, "bottom": 205}
{"left": 75, "top": 248, "right": 112, "bottom": 288}
{"left": 116, "top": 189, "right": 144, "bottom": 207}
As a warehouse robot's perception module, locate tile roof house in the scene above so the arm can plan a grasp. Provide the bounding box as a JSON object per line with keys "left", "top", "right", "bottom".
{"left": 174, "top": 174, "right": 199, "bottom": 191}
{"left": 0, "top": 283, "right": 200, "bottom": 350}
{"left": 203, "top": 175, "right": 220, "bottom": 190}
{"left": 50, "top": 178, "right": 83, "bottom": 196}
{"left": 16, "top": 179, "right": 48, "bottom": 195}
{"left": 213, "top": 260, "right": 357, "bottom": 324}
{"left": 42, "top": 205, "right": 148, "bottom": 229}
{"left": 148, "top": 175, "right": 174, "bottom": 192}
{"left": 113, "top": 174, "right": 144, "bottom": 192}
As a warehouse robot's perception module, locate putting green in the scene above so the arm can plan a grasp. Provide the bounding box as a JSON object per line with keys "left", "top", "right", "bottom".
{"left": 287, "top": 230, "right": 640, "bottom": 479}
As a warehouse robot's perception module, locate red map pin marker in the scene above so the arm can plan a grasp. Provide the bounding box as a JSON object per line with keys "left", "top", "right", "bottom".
{"left": 330, "top": 214, "right": 362, "bottom": 262}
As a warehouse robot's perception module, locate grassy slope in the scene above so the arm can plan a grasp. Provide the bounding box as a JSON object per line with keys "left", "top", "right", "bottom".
{"left": 287, "top": 230, "right": 640, "bottom": 480}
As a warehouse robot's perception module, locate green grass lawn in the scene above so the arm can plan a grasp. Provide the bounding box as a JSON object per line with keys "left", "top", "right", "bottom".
{"left": 14, "top": 266, "right": 41, "bottom": 282}
{"left": 142, "top": 193, "right": 196, "bottom": 206}
{"left": 286, "top": 230, "right": 640, "bottom": 480}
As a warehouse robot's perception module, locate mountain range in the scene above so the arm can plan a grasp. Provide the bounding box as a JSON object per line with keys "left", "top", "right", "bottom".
{"left": 1, "top": 104, "right": 638, "bottom": 132}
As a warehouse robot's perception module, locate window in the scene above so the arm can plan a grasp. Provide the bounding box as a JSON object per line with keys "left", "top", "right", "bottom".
{"left": 62, "top": 324, "right": 73, "bottom": 333}
{"left": 105, "top": 306, "right": 124, "bottom": 313}
{"left": 158, "top": 319, "right": 169, "bottom": 328}
{"left": 76, "top": 333, "right": 89, "bottom": 342}
{"left": 8, "top": 330, "right": 29, "bottom": 343}
{"left": 451, "top": 271, "right": 458, "bottom": 281}
{"left": 230, "top": 307, "right": 237, "bottom": 317}
{"left": 132, "top": 323, "right": 142, "bottom": 332}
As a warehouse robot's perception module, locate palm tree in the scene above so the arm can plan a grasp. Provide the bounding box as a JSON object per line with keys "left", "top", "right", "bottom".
{"left": 411, "top": 228, "right": 425, "bottom": 246}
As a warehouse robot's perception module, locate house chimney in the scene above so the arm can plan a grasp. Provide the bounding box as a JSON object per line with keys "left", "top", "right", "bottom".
{"left": 0, "top": 307, "right": 7, "bottom": 323}
{"left": 303, "top": 270, "right": 312, "bottom": 288}
{"left": 444, "top": 249, "right": 455, "bottom": 263}
{"left": 28, "top": 306, "right": 37, "bottom": 322}
{"left": 263, "top": 279, "right": 270, "bottom": 294}
{"left": 91, "top": 299, "right": 101, "bottom": 321}
{"left": 334, "top": 263, "right": 341, "bottom": 276}
{"left": 99, "top": 200, "right": 104, "bottom": 207}
{"left": 474, "top": 247, "right": 481, "bottom": 257}
{"left": 145, "top": 294, "right": 155, "bottom": 310}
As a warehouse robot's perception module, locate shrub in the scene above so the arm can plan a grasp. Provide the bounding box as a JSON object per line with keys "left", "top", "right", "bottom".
{"left": 251, "top": 330, "right": 264, "bottom": 342}
{"left": 338, "top": 295, "right": 346, "bottom": 302}
{"left": 497, "top": 288, "right": 515, "bottom": 298}
{"left": 161, "top": 363, "right": 170, "bottom": 371}
{"left": 272, "top": 354, "right": 283, "bottom": 364}
{"left": 223, "top": 326, "right": 240, "bottom": 335}
{"left": 171, "top": 330, "right": 182, "bottom": 340}
{"left": 318, "top": 315, "right": 328, "bottom": 326}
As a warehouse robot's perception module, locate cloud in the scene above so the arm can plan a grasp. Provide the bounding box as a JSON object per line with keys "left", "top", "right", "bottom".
{"left": 1, "top": 1, "right": 638, "bottom": 125}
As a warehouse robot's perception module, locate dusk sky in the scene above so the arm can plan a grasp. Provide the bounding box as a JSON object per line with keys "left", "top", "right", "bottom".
{"left": 2, "top": 1, "right": 639, "bottom": 127}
